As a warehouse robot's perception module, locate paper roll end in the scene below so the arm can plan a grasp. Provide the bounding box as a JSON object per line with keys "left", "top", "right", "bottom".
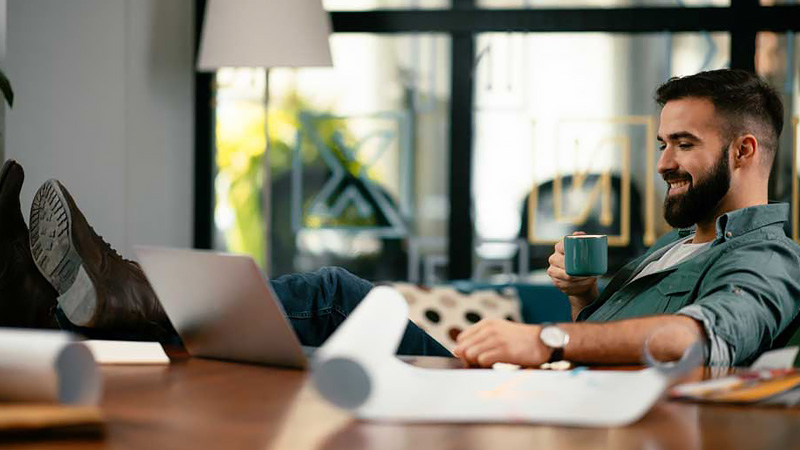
{"left": 312, "top": 357, "right": 371, "bottom": 410}
{"left": 56, "top": 343, "right": 102, "bottom": 405}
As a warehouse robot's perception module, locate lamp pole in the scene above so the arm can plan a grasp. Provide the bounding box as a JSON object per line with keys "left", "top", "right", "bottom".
{"left": 197, "top": 0, "right": 332, "bottom": 271}
{"left": 263, "top": 69, "right": 271, "bottom": 274}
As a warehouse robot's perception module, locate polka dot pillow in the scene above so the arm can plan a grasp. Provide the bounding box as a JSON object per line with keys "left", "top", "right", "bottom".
{"left": 390, "top": 283, "right": 523, "bottom": 352}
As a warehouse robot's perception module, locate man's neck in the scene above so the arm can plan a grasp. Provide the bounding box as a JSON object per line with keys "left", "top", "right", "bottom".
{"left": 692, "top": 195, "right": 768, "bottom": 243}
{"left": 693, "top": 220, "right": 719, "bottom": 243}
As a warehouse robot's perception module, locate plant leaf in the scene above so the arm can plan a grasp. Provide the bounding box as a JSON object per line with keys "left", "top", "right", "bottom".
{"left": 0, "top": 69, "right": 14, "bottom": 108}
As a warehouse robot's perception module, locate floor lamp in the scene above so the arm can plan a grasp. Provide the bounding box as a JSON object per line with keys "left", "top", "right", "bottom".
{"left": 196, "top": 0, "right": 332, "bottom": 273}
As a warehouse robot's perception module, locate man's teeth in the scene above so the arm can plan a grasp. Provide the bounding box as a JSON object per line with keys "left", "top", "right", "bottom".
{"left": 669, "top": 180, "right": 690, "bottom": 189}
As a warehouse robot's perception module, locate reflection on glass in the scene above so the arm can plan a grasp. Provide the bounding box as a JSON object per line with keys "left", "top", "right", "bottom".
{"left": 477, "top": 0, "right": 729, "bottom": 8}
{"left": 214, "top": 35, "right": 451, "bottom": 281}
{"left": 757, "top": 32, "right": 799, "bottom": 239}
{"left": 324, "top": 0, "right": 449, "bottom": 10}
{"left": 472, "top": 32, "right": 729, "bottom": 277}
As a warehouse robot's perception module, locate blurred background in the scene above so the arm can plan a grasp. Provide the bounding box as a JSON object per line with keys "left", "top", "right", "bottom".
{"left": 2, "top": 0, "right": 798, "bottom": 288}
{"left": 204, "top": 0, "right": 799, "bottom": 285}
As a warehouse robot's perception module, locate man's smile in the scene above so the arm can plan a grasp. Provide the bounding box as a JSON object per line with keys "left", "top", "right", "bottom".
{"left": 667, "top": 179, "right": 691, "bottom": 196}
{"left": 665, "top": 176, "right": 692, "bottom": 196}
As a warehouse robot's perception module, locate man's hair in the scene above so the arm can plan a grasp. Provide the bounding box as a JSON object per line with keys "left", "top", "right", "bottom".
{"left": 655, "top": 69, "right": 784, "bottom": 167}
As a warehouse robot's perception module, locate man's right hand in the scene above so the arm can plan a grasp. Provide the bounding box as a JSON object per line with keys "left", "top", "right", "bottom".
{"left": 546, "top": 231, "right": 600, "bottom": 319}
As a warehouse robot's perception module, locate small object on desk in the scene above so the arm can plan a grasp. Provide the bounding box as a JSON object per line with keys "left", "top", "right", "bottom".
{"left": 83, "top": 340, "right": 170, "bottom": 365}
{"left": 540, "top": 360, "right": 571, "bottom": 371}
{"left": 491, "top": 362, "right": 521, "bottom": 371}
{"left": 749, "top": 346, "right": 799, "bottom": 370}
{"left": 670, "top": 348, "right": 800, "bottom": 406}
{"left": 670, "top": 368, "right": 800, "bottom": 405}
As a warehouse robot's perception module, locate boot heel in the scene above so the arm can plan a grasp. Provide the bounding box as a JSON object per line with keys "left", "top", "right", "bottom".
{"left": 58, "top": 265, "right": 98, "bottom": 327}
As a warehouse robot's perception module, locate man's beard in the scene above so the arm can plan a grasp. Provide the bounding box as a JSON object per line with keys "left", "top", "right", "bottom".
{"left": 663, "top": 147, "right": 731, "bottom": 229}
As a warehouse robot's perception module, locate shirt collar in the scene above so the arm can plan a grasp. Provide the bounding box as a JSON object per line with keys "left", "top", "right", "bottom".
{"left": 677, "top": 203, "right": 789, "bottom": 242}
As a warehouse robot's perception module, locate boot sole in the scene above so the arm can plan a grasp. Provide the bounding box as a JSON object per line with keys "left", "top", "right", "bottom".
{"left": 29, "top": 180, "right": 98, "bottom": 327}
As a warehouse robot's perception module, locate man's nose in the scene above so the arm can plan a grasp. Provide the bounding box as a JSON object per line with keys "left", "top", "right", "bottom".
{"left": 656, "top": 147, "right": 677, "bottom": 175}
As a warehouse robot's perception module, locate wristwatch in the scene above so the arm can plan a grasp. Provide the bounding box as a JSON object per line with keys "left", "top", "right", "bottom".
{"left": 539, "top": 324, "right": 570, "bottom": 363}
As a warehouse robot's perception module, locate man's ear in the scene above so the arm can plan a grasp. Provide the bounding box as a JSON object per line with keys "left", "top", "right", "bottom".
{"left": 733, "top": 134, "right": 758, "bottom": 168}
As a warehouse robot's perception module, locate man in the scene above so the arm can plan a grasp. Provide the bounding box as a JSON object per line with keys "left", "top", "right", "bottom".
{"left": 455, "top": 68, "right": 799, "bottom": 367}
{"left": 1, "top": 69, "right": 797, "bottom": 367}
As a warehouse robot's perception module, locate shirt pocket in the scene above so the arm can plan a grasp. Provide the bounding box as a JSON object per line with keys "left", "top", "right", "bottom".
{"left": 655, "top": 271, "right": 700, "bottom": 313}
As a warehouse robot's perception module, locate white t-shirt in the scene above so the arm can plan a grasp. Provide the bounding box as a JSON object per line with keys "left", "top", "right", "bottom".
{"left": 628, "top": 236, "right": 712, "bottom": 284}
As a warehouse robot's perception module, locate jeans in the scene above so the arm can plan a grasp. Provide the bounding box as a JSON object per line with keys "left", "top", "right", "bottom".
{"left": 57, "top": 266, "right": 452, "bottom": 357}
{"left": 272, "top": 267, "right": 452, "bottom": 356}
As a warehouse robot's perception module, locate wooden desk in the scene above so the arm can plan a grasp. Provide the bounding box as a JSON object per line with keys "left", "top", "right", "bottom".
{"left": 8, "top": 357, "right": 800, "bottom": 450}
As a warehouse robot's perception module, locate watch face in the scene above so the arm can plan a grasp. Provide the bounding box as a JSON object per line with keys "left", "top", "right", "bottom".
{"left": 540, "top": 326, "right": 568, "bottom": 348}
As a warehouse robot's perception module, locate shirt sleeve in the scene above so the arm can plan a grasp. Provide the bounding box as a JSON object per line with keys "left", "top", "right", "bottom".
{"left": 676, "top": 240, "right": 800, "bottom": 366}
{"left": 677, "top": 304, "right": 731, "bottom": 366}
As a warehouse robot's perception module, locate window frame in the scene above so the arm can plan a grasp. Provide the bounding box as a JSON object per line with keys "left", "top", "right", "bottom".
{"left": 193, "top": 0, "right": 800, "bottom": 279}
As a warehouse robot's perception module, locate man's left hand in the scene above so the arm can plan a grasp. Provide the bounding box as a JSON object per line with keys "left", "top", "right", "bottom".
{"left": 453, "top": 319, "right": 551, "bottom": 368}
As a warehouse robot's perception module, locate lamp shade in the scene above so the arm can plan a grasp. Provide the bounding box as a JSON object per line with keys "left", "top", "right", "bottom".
{"left": 197, "top": 0, "right": 333, "bottom": 70}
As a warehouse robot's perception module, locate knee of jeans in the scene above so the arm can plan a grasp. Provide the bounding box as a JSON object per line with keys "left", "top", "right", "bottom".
{"left": 316, "top": 266, "right": 352, "bottom": 279}
{"left": 317, "top": 266, "right": 373, "bottom": 304}
{"left": 318, "top": 266, "right": 362, "bottom": 288}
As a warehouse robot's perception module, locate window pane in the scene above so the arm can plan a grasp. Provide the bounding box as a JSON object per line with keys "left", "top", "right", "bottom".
{"left": 477, "top": 0, "right": 729, "bottom": 8}
{"left": 757, "top": 32, "right": 799, "bottom": 239}
{"left": 324, "top": 0, "right": 449, "bottom": 10}
{"left": 213, "top": 68, "right": 268, "bottom": 268}
{"left": 472, "top": 32, "right": 729, "bottom": 279}
{"left": 213, "top": 34, "right": 451, "bottom": 283}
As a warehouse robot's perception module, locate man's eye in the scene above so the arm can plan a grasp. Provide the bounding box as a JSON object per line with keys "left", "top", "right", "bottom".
{"left": 658, "top": 144, "right": 666, "bottom": 151}
{"left": 678, "top": 143, "right": 693, "bottom": 149}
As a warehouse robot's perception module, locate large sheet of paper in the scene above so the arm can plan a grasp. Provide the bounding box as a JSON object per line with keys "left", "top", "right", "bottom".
{"left": 0, "top": 329, "right": 101, "bottom": 405}
{"left": 311, "top": 286, "right": 676, "bottom": 427}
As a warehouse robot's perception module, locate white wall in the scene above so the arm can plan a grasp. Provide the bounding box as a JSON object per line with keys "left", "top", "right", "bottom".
{"left": 6, "top": 0, "right": 194, "bottom": 256}
{"left": 0, "top": 0, "right": 6, "bottom": 162}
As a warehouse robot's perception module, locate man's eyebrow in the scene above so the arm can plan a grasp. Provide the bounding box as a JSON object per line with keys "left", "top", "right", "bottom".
{"left": 663, "top": 131, "right": 700, "bottom": 141}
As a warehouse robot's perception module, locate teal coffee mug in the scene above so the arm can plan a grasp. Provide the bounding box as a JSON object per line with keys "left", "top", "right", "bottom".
{"left": 564, "top": 234, "right": 608, "bottom": 276}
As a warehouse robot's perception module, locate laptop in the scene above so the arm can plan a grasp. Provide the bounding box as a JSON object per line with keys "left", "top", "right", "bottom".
{"left": 134, "top": 246, "right": 308, "bottom": 369}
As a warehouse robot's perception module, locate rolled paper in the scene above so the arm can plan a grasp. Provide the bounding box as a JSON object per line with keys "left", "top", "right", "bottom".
{"left": 312, "top": 286, "right": 687, "bottom": 427}
{"left": 311, "top": 286, "right": 409, "bottom": 411}
{"left": 0, "top": 329, "right": 101, "bottom": 405}
{"left": 644, "top": 336, "right": 705, "bottom": 379}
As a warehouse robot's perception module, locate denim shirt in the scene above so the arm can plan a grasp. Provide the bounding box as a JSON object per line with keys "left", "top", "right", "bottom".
{"left": 577, "top": 203, "right": 800, "bottom": 366}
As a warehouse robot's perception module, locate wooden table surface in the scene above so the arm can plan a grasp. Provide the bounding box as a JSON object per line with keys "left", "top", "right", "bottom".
{"left": 7, "top": 356, "right": 800, "bottom": 450}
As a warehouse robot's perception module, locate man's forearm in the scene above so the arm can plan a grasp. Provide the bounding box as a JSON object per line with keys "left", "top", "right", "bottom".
{"left": 558, "top": 315, "right": 706, "bottom": 364}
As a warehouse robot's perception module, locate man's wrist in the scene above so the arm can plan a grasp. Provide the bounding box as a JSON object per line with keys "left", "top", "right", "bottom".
{"left": 569, "top": 284, "right": 599, "bottom": 307}
{"left": 534, "top": 325, "right": 555, "bottom": 363}
{"left": 539, "top": 324, "right": 570, "bottom": 363}
{"left": 568, "top": 294, "right": 592, "bottom": 308}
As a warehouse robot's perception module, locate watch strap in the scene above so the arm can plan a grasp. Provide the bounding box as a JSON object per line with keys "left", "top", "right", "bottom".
{"left": 548, "top": 347, "right": 564, "bottom": 363}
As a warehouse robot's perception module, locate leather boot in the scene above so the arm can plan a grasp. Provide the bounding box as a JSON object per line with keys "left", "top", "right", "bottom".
{"left": 29, "top": 179, "right": 175, "bottom": 340}
{"left": 0, "top": 160, "right": 58, "bottom": 328}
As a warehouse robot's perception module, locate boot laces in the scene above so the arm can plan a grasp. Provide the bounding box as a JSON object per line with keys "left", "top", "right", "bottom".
{"left": 89, "top": 225, "right": 126, "bottom": 262}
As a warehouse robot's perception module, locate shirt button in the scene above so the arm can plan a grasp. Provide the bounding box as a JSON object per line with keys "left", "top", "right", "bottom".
{"left": 725, "top": 231, "right": 732, "bottom": 238}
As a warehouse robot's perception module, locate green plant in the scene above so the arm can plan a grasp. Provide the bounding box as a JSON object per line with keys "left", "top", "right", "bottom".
{"left": 0, "top": 68, "right": 13, "bottom": 108}
{"left": 214, "top": 91, "right": 360, "bottom": 268}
